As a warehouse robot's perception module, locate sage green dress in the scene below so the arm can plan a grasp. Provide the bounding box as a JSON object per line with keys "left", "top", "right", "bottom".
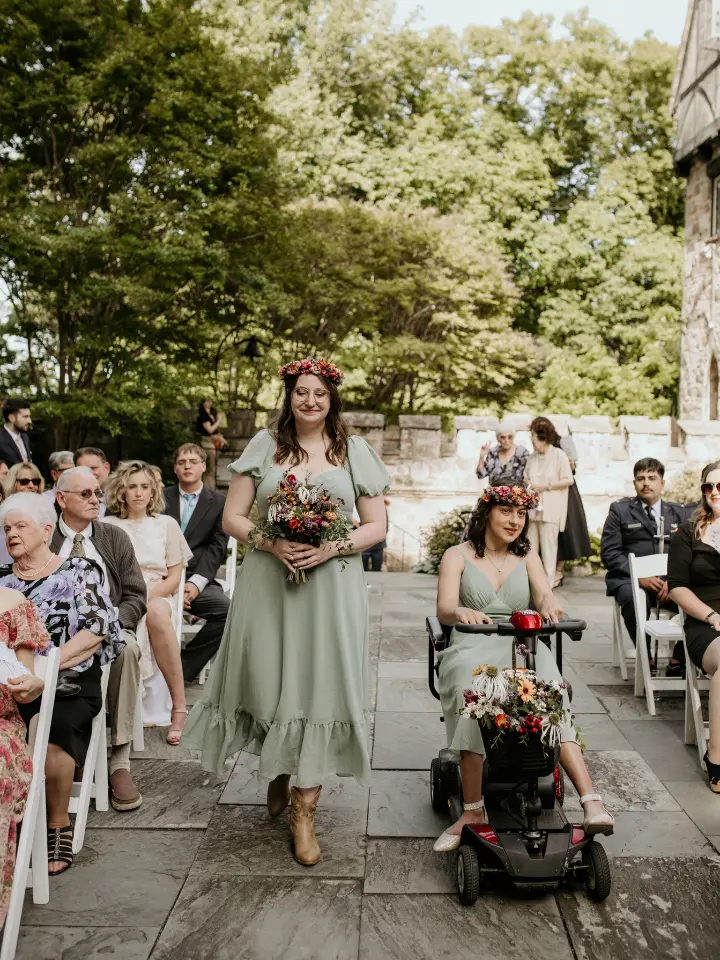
{"left": 437, "top": 549, "right": 576, "bottom": 758}
{"left": 182, "top": 429, "right": 390, "bottom": 785}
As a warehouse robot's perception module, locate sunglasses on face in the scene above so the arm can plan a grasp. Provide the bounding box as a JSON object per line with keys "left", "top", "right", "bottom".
{"left": 67, "top": 488, "right": 104, "bottom": 501}
{"left": 701, "top": 482, "right": 720, "bottom": 496}
{"left": 16, "top": 477, "right": 39, "bottom": 487}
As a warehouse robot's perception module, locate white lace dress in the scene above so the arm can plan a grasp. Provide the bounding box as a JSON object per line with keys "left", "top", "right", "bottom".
{"left": 104, "top": 514, "right": 193, "bottom": 725}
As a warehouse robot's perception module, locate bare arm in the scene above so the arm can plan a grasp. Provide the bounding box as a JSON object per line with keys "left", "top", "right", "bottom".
{"left": 222, "top": 473, "right": 257, "bottom": 544}
{"left": 526, "top": 550, "right": 563, "bottom": 621}
{"left": 436, "top": 548, "right": 491, "bottom": 626}
{"left": 669, "top": 586, "right": 719, "bottom": 627}
{"left": 150, "top": 562, "right": 183, "bottom": 600}
{"left": 60, "top": 629, "right": 101, "bottom": 670}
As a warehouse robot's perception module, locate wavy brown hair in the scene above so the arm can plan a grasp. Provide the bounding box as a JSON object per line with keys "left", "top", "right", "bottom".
{"left": 274, "top": 373, "right": 349, "bottom": 468}
{"left": 691, "top": 460, "right": 720, "bottom": 539}
{"left": 105, "top": 460, "right": 165, "bottom": 519}
{"left": 530, "top": 416, "right": 560, "bottom": 447}
{"left": 466, "top": 493, "right": 532, "bottom": 558}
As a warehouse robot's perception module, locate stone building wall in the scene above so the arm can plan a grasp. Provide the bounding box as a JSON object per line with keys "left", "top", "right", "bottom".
{"left": 216, "top": 410, "right": 720, "bottom": 571}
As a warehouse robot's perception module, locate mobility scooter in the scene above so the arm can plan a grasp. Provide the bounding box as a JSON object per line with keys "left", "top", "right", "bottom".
{"left": 426, "top": 611, "right": 612, "bottom": 905}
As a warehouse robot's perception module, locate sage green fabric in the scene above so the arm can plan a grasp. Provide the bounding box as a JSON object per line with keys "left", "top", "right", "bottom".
{"left": 181, "top": 429, "right": 391, "bottom": 785}
{"left": 437, "top": 551, "right": 576, "bottom": 757}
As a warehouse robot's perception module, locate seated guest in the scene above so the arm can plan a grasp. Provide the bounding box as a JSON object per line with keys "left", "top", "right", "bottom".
{"left": 148, "top": 465, "right": 164, "bottom": 488}
{"left": 0, "top": 493, "right": 124, "bottom": 873}
{"left": 0, "top": 400, "right": 32, "bottom": 468}
{"left": 164, "top": 444, "right": 230, "bottom": 681}
{"left": 3, "top": 462, "right": 44, "bottom": 499}
{"left": 476, "top": 423, "right": 528, "bottom": 486}
{"left": 104, "top": 461, "right": 192, "bottom": 743}
{"left": 669, "top": 461, "right": 720, "bottom": 794}
{"left": 601, "top": 458, "right": 688, "bottom": 676}
{"left": 0, "top": 486, "right": 9, "bottom": 566}
{"left": 53, "top": 467, "right": 146, "bottom": 813}
{"left": 0, "top": 461, "right": 8, "bottom": 485}
{"left": 195, "top": 399, "right": 228, "bottom": 450}
{"left": 433, "top": 486, "right": 613, "bottom": 852}
{"left": 74, "top": 447, "right": 111, "bottom": 517}
{"left": 44, "top": 451, "right": 75, "bottom": 506}
{"left": 0, "top": 586, "right": 50, "bottom": 917}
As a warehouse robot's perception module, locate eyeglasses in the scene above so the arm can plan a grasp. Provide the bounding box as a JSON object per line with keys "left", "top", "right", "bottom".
{"left": 67, "top": 488, "right": 104, "bottom": 501}
{"left": 16, "top": 477, "right": 40, "bottom": 487}
{"left": 701, "top": 482, "right": 720, "bottom": 496}
{"left": 175, "top": 459, "right": 203, "bottom": 467}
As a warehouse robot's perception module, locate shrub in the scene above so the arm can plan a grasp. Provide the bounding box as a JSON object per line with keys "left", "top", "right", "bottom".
{"left": 565, "top": 532, "right": 604, "bottom": 573}
{"left": 665, "top": 464, "right": 701, "bottom": 505}
{"left": 414, "top": 504, "right": 473, "bottom": 574}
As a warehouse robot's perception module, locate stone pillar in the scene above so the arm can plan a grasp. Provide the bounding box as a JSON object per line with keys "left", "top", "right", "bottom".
{"left": 453, "top": 416, "right": 499, "bottom": 460}
{"left": 677, "top": 420, "right": 720, "bottom": 463}
{"left": 344, "top": 412, "right": 385, "bottom": 455}
{"left": 618, "top": 416, "right": 672, "bottom": 464}
{"left": 399, "top": 415, "right": 442, "bottom": 461}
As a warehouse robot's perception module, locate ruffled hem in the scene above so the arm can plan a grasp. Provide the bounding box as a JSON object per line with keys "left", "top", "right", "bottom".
{"left": 181, "top": 702, "right": 371, "bottom": 787}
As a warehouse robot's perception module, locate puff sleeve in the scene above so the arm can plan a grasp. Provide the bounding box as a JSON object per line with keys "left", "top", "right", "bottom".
{"left": 3, "top": 600, "right": 51, "bottom": 655}
{"left": 228, "top": 429, "right": 276, "bottom": 482}
{"left": 164, "top": 516, "right": 194, "bottom": 569}
{"left": 346, "top": 436, "right": 391, "bottom": 499}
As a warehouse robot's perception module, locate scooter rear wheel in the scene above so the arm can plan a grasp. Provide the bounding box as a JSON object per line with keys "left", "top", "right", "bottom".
{"left": 582, "top": 841, "right": 611, "bottom": 902}
{"left": 430, "top": 757, "right": 447, "bottom": 813}
{"left": 457, "top": 846, "right": 481, "bottom": 906}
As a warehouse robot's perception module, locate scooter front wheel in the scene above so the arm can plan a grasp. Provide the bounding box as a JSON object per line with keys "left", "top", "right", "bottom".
{"left": 583, "top": 841, "right": 611, "bottom": 902}
{"left": 457, "top": 845, "right": 481, "bottom": 906}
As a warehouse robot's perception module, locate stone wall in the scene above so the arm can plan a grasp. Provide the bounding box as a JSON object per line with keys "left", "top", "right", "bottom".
{"left": 216, "top": 410, "right": 720, "bottom": 571}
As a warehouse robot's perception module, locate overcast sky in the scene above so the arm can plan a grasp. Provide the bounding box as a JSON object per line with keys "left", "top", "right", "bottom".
{"left": 392, "top": 0, "right": 687, "bottom": 46}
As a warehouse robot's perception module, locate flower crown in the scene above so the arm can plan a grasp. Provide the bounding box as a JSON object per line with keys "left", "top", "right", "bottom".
{"left": 278, "top": 358, "right": 345, "bottom": 386}
{"left": 480, "top": 485, "right": 539, "bottom": 510}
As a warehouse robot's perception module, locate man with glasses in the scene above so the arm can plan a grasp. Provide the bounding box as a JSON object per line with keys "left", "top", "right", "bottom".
{"left": 601, "top": 457, "right": 692, "bottom": 677}
{"left": 44, "top": 450, "right": 75, "bottom": 506}
{"left": 0, "top": 398, "right": 32, "bottom": 466}
{"left": 52, "top": 466, "right": 147, "bottom": 811}
{"left": 164, "top": 443, "right": 230, "bottom": 681}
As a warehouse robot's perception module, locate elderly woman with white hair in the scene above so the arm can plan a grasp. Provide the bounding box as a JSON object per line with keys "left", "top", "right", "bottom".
{"left": 476, "top": 423, "right": 529, "bottom": 487}
{"left": 0, "top": 493, "right": 124, "bottom": 876}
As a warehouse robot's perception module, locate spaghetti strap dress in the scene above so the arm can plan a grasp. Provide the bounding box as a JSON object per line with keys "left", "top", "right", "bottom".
{"left": 181, "top": 429, "right": 391, "bottom": 785}
{"left": 437, "top": 553, "right": 576, "bottom": 757}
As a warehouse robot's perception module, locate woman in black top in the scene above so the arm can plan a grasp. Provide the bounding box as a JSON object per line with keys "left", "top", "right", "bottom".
{"left": 668, "top": 460, "right": 720, "bottom": 794}
{"left": 195, "top": 399, "right": 228, "bottom": 450}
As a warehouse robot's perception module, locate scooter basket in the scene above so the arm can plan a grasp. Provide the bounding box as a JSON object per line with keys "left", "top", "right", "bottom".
{"left": 481, "top": 727, "right": 559, "bottom": 778}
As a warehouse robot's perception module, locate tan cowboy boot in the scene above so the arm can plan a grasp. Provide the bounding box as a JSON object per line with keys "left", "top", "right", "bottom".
{"left": 266, "top": 774, "right": 291, "bottom": 817}
{"left": 290, "top": 786, "right": 322, "bottom": 865}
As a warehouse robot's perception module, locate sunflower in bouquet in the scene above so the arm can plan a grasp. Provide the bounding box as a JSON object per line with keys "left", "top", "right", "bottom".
{"left": 249, "top": 470, "right": 354, "bottom": 582}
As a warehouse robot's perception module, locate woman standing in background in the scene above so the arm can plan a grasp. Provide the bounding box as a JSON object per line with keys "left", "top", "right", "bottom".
{"left": 476, "top": 424, "right": 528, "bottom": 487}
{"left": 524, "top": 417, "right": 573, "bottom": 584}
{"left": 555, "top": 433, "right": 592, "bottom": 588}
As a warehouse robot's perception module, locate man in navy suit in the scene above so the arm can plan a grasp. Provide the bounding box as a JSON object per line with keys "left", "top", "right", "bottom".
{"left": 0, "top": 399, "right": 32, "bottom": 466}
{"left": 164, "top": 443, "right": 230, "bottom": 681}
{"left": 601, "top": 457, "right": 690, "bottom": 676}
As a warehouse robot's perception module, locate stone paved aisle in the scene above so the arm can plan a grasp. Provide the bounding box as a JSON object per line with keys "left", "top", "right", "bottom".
{"left": 16, "top": 574, "right": 720, "bottom": 959}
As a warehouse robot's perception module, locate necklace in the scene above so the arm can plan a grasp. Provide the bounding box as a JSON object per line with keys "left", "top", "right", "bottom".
{"left": 484, "top": 548, "right": 509, "bottom": 574}
{"left": 13, "top": 553, "right": 55, "bottom": 580}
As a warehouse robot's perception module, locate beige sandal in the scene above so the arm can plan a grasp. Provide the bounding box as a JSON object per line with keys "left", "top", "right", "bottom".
{"left": 579, "top": 794, "right": 615, "bottom": 835}
{"left": 167, "top": 708, "right": 189, "bottom": 745}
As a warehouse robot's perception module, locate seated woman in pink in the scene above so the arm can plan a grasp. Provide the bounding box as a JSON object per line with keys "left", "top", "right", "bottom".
{"left": 104, "top": 461, "right": 192, "bottom": 744}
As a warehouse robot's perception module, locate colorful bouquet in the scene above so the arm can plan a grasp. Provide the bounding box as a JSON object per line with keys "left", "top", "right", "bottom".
{"left": 461, "top": 664, "right": 569, "bottom": 751}
{"left": 249, "top": 470, "right": 354, "bottom": 583}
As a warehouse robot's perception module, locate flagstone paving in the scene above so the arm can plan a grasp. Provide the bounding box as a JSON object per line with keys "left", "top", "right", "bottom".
{"left": 16, "top": 573, "right": 720, "bottom": 959}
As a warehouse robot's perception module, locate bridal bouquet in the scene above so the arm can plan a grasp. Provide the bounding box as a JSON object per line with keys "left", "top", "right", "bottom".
{"left": 461, "top": 664, "right": 569, "bottom": 750}
{"left": 250, "top": 470, "right": 354, "bottom": 583}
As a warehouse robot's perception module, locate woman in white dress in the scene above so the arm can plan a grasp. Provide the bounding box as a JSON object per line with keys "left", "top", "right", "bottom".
{"left": 104, "top": 461, "right": 192, "bottom": 744}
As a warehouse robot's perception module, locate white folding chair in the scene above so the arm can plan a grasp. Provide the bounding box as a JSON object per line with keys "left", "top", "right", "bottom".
{"left": 1, "top": 646, "right": 61, "bottom": 960}
{"left": 679, "top": 610, "right": 712, "bottom": 769}
{"left": 611, "top": 600, "right": 634, "bottom": 681}
{"left": 69, "top": 662, "right": 111, "bottom": 855}
{"left": 628, "top": 553, "right": 685, "bottom": 715}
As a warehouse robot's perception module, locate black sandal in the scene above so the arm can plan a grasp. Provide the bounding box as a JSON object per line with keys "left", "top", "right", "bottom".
{"left": 47, "top": 825, "right": 74, "bottom": 875}
{"left": 703, "top": 753, "right": 720, "bottom": 794}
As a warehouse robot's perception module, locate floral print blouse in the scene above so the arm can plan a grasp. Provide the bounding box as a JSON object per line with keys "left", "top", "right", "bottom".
{"left": 477, "top": 444, "right": 529, "bottom": 486}
{"left": 0, "top": 558, "right": 124, "bottom": 673}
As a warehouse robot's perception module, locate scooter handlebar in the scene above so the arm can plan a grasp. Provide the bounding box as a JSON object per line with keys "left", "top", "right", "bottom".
{"left": 454, "top": 618, "right": 586, "bottom": 636}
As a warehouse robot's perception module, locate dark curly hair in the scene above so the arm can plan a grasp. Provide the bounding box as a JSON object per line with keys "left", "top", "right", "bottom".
{"left": 530, "top": 416, "right": 560, "bottom": 446}
{"left": 274, "top": 373, "right": 349, "bottom": 468}
{"left": 466, "top": 492, "right": 532, "bottom": 558}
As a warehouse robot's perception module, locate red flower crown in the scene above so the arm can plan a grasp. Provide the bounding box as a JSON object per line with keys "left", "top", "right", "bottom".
{"left": 278, "top": 358, "right": 345, "bottom": 385}
{"left": 480, "top": 485, "right": 539, "bottom": 509}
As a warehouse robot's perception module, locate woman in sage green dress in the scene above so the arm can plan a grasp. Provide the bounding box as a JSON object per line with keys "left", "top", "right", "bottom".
{"left": 433, "top": 484, "right": 614, "bottom": 853}
{"left": 182, "top": 358, "right": 389, "bottom": 865}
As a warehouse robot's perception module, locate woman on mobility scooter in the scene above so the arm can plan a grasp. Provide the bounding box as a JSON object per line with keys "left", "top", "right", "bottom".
{"left": 433, "top": 484, "right": 614, "bottom": 852}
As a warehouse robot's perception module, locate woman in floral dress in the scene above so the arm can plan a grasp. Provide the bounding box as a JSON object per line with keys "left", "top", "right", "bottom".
{"left": 0, "top": 588, "right": 50, "bottom": 921}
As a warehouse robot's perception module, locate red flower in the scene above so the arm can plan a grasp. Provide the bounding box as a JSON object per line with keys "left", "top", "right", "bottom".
{"left": 286, "top": 474, "right": 297, "bottom": 488}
